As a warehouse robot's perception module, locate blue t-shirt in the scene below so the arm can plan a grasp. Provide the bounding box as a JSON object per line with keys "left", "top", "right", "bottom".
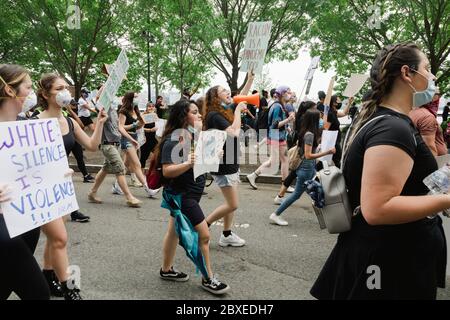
{"left": 268, "top": 102, "right": 287, "bottom": 142}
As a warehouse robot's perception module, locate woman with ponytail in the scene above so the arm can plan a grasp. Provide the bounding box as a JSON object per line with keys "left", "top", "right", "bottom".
{"left": 311, "top": 43, "right": 447, "bottom": 299}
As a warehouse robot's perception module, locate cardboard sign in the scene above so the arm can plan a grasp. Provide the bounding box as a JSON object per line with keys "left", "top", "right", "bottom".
{"left": 0, "top": 119, "right": 79, "bottom": 238}
{"left": 304, "top": 56, "right": 320, "bottom": 81}
{"left": 193, "top": 130, "right": 227, "bottom": 179}
{"left": 342, "top": 74, "right": 369, "bottom": 97}
{"left": 324, "top": 76, "right": 335, "bottom": 107}
{"left": 240, "top": 21, "right": 273, "bottom": 74}
{"left": 97, "top": 49, "right": 129, "bottom": 112}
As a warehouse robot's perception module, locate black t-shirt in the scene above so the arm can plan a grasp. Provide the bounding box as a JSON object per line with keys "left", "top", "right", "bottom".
{"left": 317, "top": 102, "right": 324, "bottom": 113}
{"left": 155, "top": 102, "right": 164, "bottom": 119}
{"left": 205, "top": 111, "right": 240, "bottom": 175}
{"left": 344, "top": 106, "right": 437, "bottom": 218}
{"left": 327, "top": 108, "right": 341, "bottom": 142}
{"left": 160, "top": 135, "right": 205, "bottom": 197}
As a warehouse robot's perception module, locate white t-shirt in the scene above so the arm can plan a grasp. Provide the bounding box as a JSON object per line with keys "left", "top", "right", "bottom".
{"left": 78, "top": 97, "right": 91, "bottom": 118}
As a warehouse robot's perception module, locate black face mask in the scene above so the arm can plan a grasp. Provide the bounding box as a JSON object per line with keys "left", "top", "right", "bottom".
{"left": 336, "top": 102, "right": 342, "bottom": 109}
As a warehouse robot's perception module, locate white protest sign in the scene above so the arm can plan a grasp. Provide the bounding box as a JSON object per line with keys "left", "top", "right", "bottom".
{"left": 97, "top": 49, "right": 129, "bottom": 112}
{"left": 138, "top": 91, "right": 148, "bottom": 111}
{"left": 137, "top": 128, "right": 146, "bottom": 148}
{"left": 143, "top": 113, "right": 158, "bottom": 124}
{"left": 0, "top": 119, "right": 79, "bottom": 238}
{"left": 319, "top": 130, "right": 338, "bottom": 164}
{"left": 240, "top": 21, "right": 273, "bottom": 74}
{"left": 156, "top": 119, "right": 167, "bottom": 138}
{"left": 304, "top": 56, "right": 320, "bottom": 81}
{"left": 342, "top": 74, "right": 369, "bottom": 97}
{"left": 193, "top": 130, "right": 227, "bottom": 179}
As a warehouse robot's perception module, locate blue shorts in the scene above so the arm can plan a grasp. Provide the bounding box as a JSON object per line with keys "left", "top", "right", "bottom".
{"left": 120, "top": 133, "right": 138, "bottom": 150}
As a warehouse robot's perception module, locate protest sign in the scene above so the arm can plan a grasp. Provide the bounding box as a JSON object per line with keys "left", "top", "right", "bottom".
{"left": 138, "top": 91, "right": 148, "bottom": 111}
{"left": 319, "top": 130, "right": 338, "bottom": 164}
{"left": 193, "top": 130, "right": 227, "bottom": 179}
{"left": 97, "top": 49, "right": 129, "bottom": 112}
{"left": 304, "top": 56, "right": 320, "bottom": 81}
{"left": 137, "top": 128, "right": 146, "bottom": 148}
{"left": 0, "top": 119, "right": 79, "bottom": 238}
{"left": 324, "top": 76, "right": 335, "bottom": 108}
{"left": 240, "top": 21, "right": 273, "bottom": 74}
{"left": 143, "top": 113, "right": 158, "bottom": 124}
{"left": 156, "top": 119, "right": 167, "bottom": 138}
{"left": 342, "top": 74, "right": 369, "bottom": 97}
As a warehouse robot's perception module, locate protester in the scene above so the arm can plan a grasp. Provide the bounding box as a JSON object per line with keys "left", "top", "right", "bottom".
{"left": 311, "top": 43, "right": 447, "bottom": 300}
{"left": 270, "top": 109, "right": 335, "bottom": 226}
{"left": 0, "top": 64, "right": 50, "bottom": 300}
{"left": 78, "top": 87, "right": 97, "bottom": 131}
{"left": 156, "top": 99, "right": 230, "bottom": 295}
{"left": 140, "top": 102, "right": 159, "bottom": 171}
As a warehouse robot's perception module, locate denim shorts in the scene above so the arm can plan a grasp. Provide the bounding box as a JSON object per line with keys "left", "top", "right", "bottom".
{"left": 212, "top": 172, "right": 241, "bottom": 188}
{"left": 120, "top": 133, "right": 138, "bottom": 150}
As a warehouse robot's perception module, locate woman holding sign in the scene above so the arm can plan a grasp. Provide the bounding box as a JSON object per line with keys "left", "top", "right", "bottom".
{"left": 36, "top": 73, "right": 108, "bottom": 300}
{"left": 155, "top": 99, "right": 230, "bottom": 295}
{"left": 0, "top": 64, "right": 50, "bottom": 300}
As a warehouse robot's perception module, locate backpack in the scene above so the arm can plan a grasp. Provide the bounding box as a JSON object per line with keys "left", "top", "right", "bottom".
{"left": 288, "top": 145, "right": 303, "bottom": 171}
{"left": 146, "top": 153, "right": 162, "bottom": 189}
{"left": 311, "top": 115, "right": 388, "bottom": 234}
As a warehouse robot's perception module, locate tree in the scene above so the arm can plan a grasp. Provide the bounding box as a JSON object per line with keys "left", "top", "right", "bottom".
{"left": 196, "top": 0, "right": 320, "bottom": 93}
{"left": 309, "top": 0, "right": 450, "bottom": 94}
{"left": 8, "top": 0, "right": 139, "bottom": 98}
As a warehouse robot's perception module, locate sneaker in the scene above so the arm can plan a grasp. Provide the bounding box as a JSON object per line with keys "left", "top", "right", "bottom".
{"left": 286, "top": 186, "right": 295, "bottom": 193}
{"left": 274, "top": 195, "right": 284, "bottom": 205}
{"left": 246, "top": 172, "right": 258, "bottom": 190}
{"left": 63, "top": 287, "right": 83, "bottom": 300}
{"left": 145, "top": 187, "right": 160, "bottom": 198}
{"left": 71, "top": 211, "right": 90, "bottom": 223}
{"left": 130, "top": 177, "right": 143, "bottom": 188}
{"left": 88, "top": 192, "right": 102, "bottom": 204}
{"left": 43, "top": 270, "right": 63, "bottom": 297}
{"left": 126, "top": 198, "right": 142, "bottom": 208}
{"left": 112, "top": 181, "right": 124, "bottom": 195}
{"left": 201, "top": 275, "right": 230, "bottom": 295}
{"left": 83, "top": 174, "right": 95, "bottom": 183}
{"left": 219, "top": 232, "right": 246, "bottom": 247}
{"left": 160, "top": 267, "right": 189, "bottom": 282}
{"left": 269, "top": 213, "right": 288, "bottom": 226}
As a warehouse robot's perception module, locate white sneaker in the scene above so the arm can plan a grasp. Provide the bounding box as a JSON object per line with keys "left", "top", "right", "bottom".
{"left": 219, "top": 232, "right": 246, "bottom": 247}
{"left": 112, "top": 181, "right": 124, "bottom": 195}
{"left": 145, "top": 187, "right": 160, "bottom": 198}
{"left": 246, "top": 172, "right": 258, "bottom": 190}
{"left": 269, "top": 213, "right": 288, "bottom": 226}
{"left": 273, "top": 195, "right": 284, "bottom": 205}
{"left": 286, "top": 186, "right": 295, "bottom": 193}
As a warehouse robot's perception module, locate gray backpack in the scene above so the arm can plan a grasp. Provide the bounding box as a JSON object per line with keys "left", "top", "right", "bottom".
{"left": 312, "top": 115, "right": 388, "bottom": 234}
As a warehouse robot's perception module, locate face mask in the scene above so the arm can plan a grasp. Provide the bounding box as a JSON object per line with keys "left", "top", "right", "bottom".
{"left": 221, "top": 102, "right": 232, "bottom": 110}
{"left": 22, "top": 91, "right": 37, "bottom": 113}
{"left": 336, "top": 102, "right": 342, "bottom": 109}
{"left": 409, "top": 70, "right": 436, "bottom": 108}
{"left": 55, "top": 89, "right": 72, "bottom": 107}
{"left": 188, "top": 125, "right": 196, "bottom": 134}
{"left": 319, "top": 118, "right": 324, "bottom": 129}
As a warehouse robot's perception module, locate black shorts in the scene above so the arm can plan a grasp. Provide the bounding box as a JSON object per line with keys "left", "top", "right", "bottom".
{"left": 80, "top": 116, "right": 93, "bottom": 127}
{"left": 170, "top": 196, "right": 205, "bottom": 227}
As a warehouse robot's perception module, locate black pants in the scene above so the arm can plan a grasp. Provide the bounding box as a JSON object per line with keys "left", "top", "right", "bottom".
{"left": 140, "top": 136, "right": 158, "bottom": 168}
{"left": 282, "top": 169, "right": 297, "bottom": 188}
{"left": 332, "top": 141, "right": 342, "bottom": 168}
{"left": 0, "top": 216, "right": 50, "bottom": 300}
{"left": 71, "top": 141, "right": 88, "bottom": 177}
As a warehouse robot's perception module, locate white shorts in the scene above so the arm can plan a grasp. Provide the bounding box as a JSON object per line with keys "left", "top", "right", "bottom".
{"left": 212, "top": 172, "right": 241, "bottom": 188}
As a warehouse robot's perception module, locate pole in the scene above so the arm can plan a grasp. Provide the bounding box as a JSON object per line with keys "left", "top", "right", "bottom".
{"left": 147, "top": 35, "right": 151, "bottom": 102}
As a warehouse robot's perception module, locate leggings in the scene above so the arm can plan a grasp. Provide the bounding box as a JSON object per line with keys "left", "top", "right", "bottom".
{"left": 71, "top": 141, "right": 89, "bottom": 177}
{"left": 283, "top": 169, "right": 297, "bottom": 188}
{"left": 0, "top": 215, "right": 50, "bottom": 300}
{"left": 140, "top": 136, "right": 158, "bottom": 168}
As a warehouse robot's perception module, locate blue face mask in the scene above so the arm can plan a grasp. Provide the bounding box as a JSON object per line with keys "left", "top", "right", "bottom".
{"left": 188, "top": 125, "right": 196, "bottom": 134}
{"left": 221, "top": 102, "right": 232, "bottom": 110}
{"left": 319, "top": 118, "right": 324, "bottom": 129}
{"left": 410, "top": 70, "right": 436, "bottom": 108}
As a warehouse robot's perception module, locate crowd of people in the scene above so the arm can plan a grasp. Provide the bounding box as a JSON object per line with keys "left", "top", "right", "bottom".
{"left": 0, "top": 41, "right": 449, "bottom": 300}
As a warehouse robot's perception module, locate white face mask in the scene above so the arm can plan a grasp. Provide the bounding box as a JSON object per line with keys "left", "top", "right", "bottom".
{"left": 22, "top": 91, "right": 37, "bottom": 113}
{"left": 55, "top": 89, "right": 72, "bottom": 107}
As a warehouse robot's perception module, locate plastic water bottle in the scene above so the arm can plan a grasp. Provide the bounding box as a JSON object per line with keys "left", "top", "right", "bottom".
{"left": 423, "top": 165, "right": 450, "bottom": 218}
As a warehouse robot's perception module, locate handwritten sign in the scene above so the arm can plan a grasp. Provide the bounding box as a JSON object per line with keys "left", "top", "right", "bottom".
{"left": 97, "top": 49, "right": 129, "bottom": 112}
{"left": 0, "top": 119, "right": 79, "bottom": 238}
{"left": 342, "top": 74, "right": 369, "bottom": 97}
{"left": 193, "top": 130, "right": 227, "bottom": 179}
{"left": 319, "top": 130, "right": 338, "bottom": 164}
{"left": 240, "top": 21, "right": 273, "bottom": 74}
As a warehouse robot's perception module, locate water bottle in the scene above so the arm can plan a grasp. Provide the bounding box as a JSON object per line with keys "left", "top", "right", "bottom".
{"left": 423, "top": 165, "right": 450, "bottom": 218}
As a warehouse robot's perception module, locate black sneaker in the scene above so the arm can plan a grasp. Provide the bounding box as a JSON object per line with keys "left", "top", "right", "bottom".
{"left": 43, "top": 269, "right": 63, "bottom": 297}
{"left": 201, "top": 276, "right": 230, "bottom": 295}
{"left": 71, "top": 211, "right": 90, "bottom": 223}
{"left": 83, "top": 174, "right": 95, "bottom": 183}
{"left": 63, "top": 287, "right": 83, "bottom": 300}
{"left": 160, "top": 267, "right": 189, "bottom": 282}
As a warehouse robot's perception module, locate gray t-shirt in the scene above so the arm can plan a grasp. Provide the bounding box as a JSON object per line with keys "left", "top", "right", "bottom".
{"left": 102, "top": 107, "right": 121, "bottom": 143}
{"left": 304, "top": 131, "right": 314, "bottom": 146}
